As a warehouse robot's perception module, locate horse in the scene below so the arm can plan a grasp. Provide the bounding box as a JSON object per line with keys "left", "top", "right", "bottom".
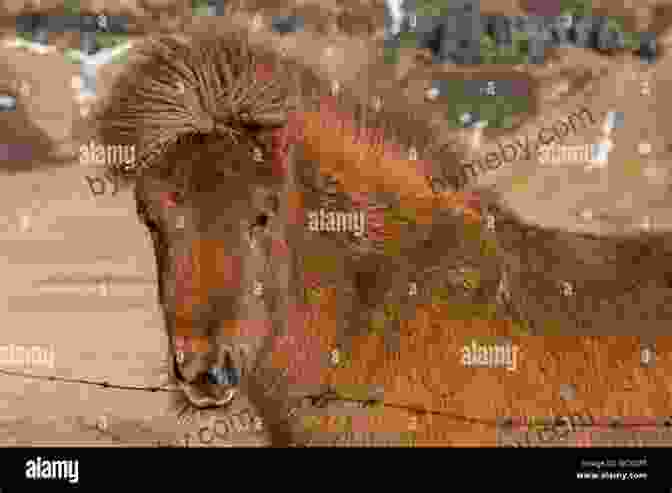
{"left": 94, "top": 29, "right": 486, "bottom": 446}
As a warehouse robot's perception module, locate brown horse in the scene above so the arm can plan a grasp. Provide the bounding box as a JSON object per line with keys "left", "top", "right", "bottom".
{"left": 93, "top": 21, "right": 672, "bottom": 445}
{"left": 95, "top": 30, "right": 484, "bottom": 445}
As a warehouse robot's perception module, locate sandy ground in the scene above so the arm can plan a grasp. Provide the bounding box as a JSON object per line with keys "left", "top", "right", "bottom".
{"left": 470, "top": 48, "right": 672, "bottom": 237}
{"left": 2, "top": 1, "right": 672, "bottom": 446}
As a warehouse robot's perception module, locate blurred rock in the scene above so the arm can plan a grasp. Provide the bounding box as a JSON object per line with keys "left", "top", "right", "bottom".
{"left": 206, "top": 0, "right": 227, "bottom": 16}
{"left": 271, "top": 15, "right": 305, "bottom": 35}
{"left": 81, "top": 31, "right": 100, "bottom": 55}
{"left": 490, "top": 15, "right": 513, "bottom": 48}
{"left": 527, "top": 36, "right": 548, "bottom": 64}
{"left": 596, "top": 20, "right": 624, "bottom": 52}
{"left": 571, "top": 16, "right": 599, "bottom": 49}
{"left": 511, "top": 15, "right": 530, "bottom": 33}
{"left": 435, "top": 1, "right": 482, "bottom": 65}
{"left": 549, "top": 14, "right": 573, "bottom": 46}
{"left": 0, "top": 95, "right": 17, "bottom": 112}
{"left": 383, "top": 0, "right": 405, "bottom": 39}
{"left": 638, "top": 33, "right": 657, "bottom": 63}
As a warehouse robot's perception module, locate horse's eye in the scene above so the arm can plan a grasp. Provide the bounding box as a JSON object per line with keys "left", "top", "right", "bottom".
{"left": 145, "top": 217, "right": 161, "bottom": 232}
{"left": 137, "top": 202, "right": 160, "bottom": 232}
{"left": 255, "top": 214, "right": 269, "bottom": 228}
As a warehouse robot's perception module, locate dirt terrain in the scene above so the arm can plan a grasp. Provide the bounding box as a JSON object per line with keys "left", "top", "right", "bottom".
{"left": 1, "top": 0, "right": 672, "bottom": 446}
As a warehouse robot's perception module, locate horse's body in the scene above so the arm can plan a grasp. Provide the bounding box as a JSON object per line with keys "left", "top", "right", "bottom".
{"left": 94, "top": 28, "right": 672, "bottom": 446}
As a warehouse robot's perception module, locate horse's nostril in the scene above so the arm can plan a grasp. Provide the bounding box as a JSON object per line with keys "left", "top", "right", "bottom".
{"left": 206, "top": 367, "right": 224, "bottom": 385}
{"left": 206, "top": 366, "right": 240, "bottom": 386}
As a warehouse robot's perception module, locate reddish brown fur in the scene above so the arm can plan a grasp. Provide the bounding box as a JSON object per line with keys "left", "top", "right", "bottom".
{"left": 294, "top": 98, "right": 482, "bottom": 225}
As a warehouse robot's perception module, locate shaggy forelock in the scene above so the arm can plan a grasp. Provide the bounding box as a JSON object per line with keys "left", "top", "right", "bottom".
{"left": 96, "top": 31, "right": 294, "bottom": 187}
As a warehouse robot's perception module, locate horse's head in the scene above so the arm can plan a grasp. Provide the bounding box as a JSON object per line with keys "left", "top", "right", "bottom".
{"left": 135, "top": 140, "right": 286, "bottom": 409}
{"left": 97, "top": 32, "right": 296, "bottom": 412}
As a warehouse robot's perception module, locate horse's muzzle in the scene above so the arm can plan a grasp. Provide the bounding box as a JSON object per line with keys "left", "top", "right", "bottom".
{"left": 173, "top": 353, "right": 240, "bottom": 408}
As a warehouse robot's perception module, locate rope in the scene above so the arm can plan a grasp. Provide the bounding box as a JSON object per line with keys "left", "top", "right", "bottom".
{"left": 0, "top": 366, "right": 499, "bottom": 426}
{"left": 0, "top": 368, "right": 180, "bottom": 393}
{"left": 3, "top": 367, "right": 668, "bottom": 444}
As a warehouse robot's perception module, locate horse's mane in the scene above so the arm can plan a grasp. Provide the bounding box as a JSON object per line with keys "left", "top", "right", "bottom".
{"left": 97, "top": 31, "right": 292, "bottom": 186}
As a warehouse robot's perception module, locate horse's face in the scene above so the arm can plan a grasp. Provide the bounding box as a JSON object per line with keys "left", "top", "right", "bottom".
{"left": 134, "top": 135, "right": 286, "bottom": 410}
